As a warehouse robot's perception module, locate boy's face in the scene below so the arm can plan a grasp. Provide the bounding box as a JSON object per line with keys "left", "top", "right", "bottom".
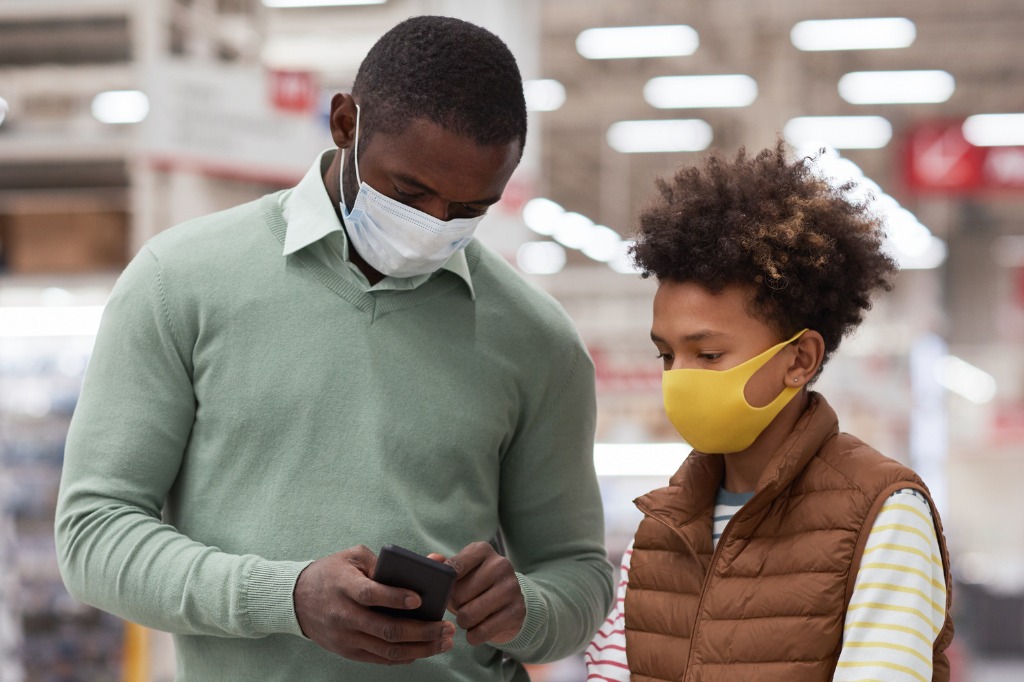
{"left": 650, "top": 280, "right": 795, "bottom": 408}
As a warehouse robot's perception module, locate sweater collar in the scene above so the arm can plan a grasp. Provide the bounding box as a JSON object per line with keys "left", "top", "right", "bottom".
{"left": 635, "top": 393, "right": 839, "bottom": 526}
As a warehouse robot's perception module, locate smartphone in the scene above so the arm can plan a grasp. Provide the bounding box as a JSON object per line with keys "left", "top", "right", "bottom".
{"left": 371, "top": 544, "right": 457, "bottom": 622}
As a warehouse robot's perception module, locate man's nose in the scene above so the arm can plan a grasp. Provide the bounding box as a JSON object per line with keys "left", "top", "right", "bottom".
{"left": 419, "top": 196, "right": 450, "bottom": 221}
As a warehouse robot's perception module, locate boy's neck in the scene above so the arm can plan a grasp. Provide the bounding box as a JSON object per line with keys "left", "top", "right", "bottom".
{"left": 721, "top": 391, "right": 810, "bottom": 493}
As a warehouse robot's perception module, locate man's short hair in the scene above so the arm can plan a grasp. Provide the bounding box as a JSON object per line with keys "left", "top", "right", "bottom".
{"left": 352, "top": 15, "right": 527, "bottom": 156}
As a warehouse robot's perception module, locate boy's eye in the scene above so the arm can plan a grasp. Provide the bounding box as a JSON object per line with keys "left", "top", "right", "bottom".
{"left": 698, "top": 352, "right": 723, "bottom": 362}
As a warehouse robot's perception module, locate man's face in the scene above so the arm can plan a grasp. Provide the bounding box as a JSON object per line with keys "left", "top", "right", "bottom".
{"left": 343, "top": 117, "right": 521, "bottom": 222}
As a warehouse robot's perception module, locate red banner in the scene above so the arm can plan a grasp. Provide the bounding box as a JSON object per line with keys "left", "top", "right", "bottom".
{"left": 904, "top": 120, "right": 1024, "bottom": 193}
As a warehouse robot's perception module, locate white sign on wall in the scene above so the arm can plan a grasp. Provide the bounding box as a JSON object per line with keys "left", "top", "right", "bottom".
{"left": 142, "top": 59, "right": 332, "bottom": 184}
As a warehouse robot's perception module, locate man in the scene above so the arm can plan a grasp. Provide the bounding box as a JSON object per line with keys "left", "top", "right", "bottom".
{"left": 55, "top": 15, "right": 613, "bottom": 681}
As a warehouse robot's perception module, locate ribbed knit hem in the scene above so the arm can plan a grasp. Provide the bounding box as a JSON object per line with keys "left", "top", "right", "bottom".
{"left": 493, "top": 573, "right": 548, "bottom": 653}
{"left": 245, "top": 559, "right": 314, "bottom": 637}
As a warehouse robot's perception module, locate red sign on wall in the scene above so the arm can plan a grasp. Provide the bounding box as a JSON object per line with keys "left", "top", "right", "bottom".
{"left": 267, "top": 69, "right": 319, "bottom": 115}
{"left": 904, "top": 120, "right": 1024, "bottom": 193}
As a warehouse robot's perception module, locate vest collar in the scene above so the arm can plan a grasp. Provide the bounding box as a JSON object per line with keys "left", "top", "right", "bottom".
{"left": 635, "top": 393, "right": 840, "bottom": 527}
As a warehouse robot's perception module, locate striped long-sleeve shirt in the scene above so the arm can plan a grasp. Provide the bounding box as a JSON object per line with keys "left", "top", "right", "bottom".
{"left": 585, "top": 488, "right": 946, "bottom": 682}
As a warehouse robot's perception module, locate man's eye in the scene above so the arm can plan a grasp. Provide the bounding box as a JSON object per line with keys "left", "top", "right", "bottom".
{"left": 393, "top": 186, "right": 421, "bottom": 199}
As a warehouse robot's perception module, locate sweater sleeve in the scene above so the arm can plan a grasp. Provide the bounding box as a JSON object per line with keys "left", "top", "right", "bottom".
{"left": 584, "top": 542, "right": 632, "bottom": 681}
{"left": 54, "top": 247, "right": 311, "bottom": 638}
{"left": 491, "top": 340, "right": 615, "bottom": 663}
{"left": 834, "top": 489, "right": 946, "bottom": 682}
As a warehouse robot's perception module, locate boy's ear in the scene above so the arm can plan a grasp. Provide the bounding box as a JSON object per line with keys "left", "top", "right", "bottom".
{"left": 788, "top": 330, "right": 825, "bottom": 386}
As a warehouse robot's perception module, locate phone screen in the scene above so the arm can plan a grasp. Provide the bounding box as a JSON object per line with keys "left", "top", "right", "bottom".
{"left": 371, "top": 544, "right": 457, "bottom": 621}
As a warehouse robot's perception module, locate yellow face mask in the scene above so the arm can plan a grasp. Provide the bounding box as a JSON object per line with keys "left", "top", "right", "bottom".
{"left": 662, "top": 329, "right": 807, "bottom": 453}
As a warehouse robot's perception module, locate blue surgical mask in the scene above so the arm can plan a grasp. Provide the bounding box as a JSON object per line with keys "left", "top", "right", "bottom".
{"left": 339, "top": 105, "right": 483, "bottom": 278}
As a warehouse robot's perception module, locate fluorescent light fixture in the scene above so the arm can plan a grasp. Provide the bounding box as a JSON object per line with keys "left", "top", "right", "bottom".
{"left": 0, "top": 96, "right": 8, "bottom": 126}
{"left": 790, "top": 18, "right": 916, "bottom": 51}
{"left": 594, "top": 443, "right": 687, "bottom": 477}
{"left": 0, "top": 306, "right": 105, "bottom": 337}
{"left": 608, "top": 240, "right": 641, "bottom": 274}
{"left": 91, "top": 90, "right": 149, "bottom": 124}
{"left": 963, "top": 113, "right": 1024, "bottom": 147}
{"left": 783, "top": 116, "right": 892, "bottom": 150}
{"left": 524, "top": 79, "right": 566, "bottom": 112}
{"left": 521, "top": 198, "right": 564, "bottom": 237}
{"left": 516, "top": 241, "right": 566, "bottom": 275}
{"left": 261, "top": 0, "right": 386, "bottom": 7}
{"left": 644, "top": 74, "right": 758, "bottom": 109}
{"left": 576, "top": 25, "right": 698, "bottom": 60}
{"left": 607, "top": 119, "right": 713, "bottom": 153}
{"left": 580, "top": 225, "right": 624, "bottom": 263}
{"left": 553, "top": 212, "right": 596, "bottom": 250}
{"left": 936, "top": 356, "right": 997, "bottom": 404}
{"left": 839, "top": 70, "right": 955, "bottom": 104}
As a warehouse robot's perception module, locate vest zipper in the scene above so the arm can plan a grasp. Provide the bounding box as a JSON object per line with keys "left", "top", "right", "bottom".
{"left": 639, "top": 500, "right": 747, "bottom": 680}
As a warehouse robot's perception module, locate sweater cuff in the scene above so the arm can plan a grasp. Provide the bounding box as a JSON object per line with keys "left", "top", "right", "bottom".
{"left": 493, "top": 573, "right": 548, "bottom": 653}
{"left": 245, "top": 559, "right": 314, "bottom": 637}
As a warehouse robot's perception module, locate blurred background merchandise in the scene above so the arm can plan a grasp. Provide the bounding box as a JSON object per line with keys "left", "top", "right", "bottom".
{"left": 1, "top": 0, "right": 1023, "bottom": 679}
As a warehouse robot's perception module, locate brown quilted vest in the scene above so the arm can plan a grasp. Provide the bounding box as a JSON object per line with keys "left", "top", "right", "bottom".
{"left": 624, "top": 394, "right": 954, "bottom": 682}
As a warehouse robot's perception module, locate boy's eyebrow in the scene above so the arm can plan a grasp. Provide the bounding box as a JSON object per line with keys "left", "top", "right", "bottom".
{"left": 392, "top": 172, "right": 502, "bottom": 206}
{"left": 651, "top": 329, "right": 728, "bottom": 343}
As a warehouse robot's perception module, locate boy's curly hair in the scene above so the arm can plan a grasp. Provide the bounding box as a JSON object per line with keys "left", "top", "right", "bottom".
{"left": 631, "top": 141, "right": 898, "bottom": 368}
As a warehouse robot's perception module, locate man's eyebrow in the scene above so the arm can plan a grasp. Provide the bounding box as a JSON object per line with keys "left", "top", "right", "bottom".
{"left": 393, "top": 172, "right": 502, "bottom": 206}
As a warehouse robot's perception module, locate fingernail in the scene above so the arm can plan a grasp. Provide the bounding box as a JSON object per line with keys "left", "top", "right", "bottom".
{"left": 404, "top": 596, "right": 419, "bottom": 608}
{"left": 443, "top": 622, "right": 456, "bottom": 636}
{"left": 441, "top": 638, "right": 453, "bottom": 651}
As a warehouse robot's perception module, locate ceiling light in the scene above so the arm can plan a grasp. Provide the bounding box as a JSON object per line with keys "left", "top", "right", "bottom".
{"left": 839, "top": 70, "right": 955, "bottom": 105}
{"left": 644, "top": 74, "right": 758, "bottom": 109}
{"left": 522, "top": 198, "right": 564, "bottom": 236}
{"left": 0, "top": 96, "right": 8, "bottom": 127}
{"left": 790, "top": 17, "right": 916, "bottom": 51}
{"left": 0, "top": 306, "right": 105, "bottom": 337}
{"left": 936, "top": 356, "right": 997, "bottom": 404}
{"left": 576, "top": 25, "right": 699, "bottom": 60}
{"left": 261, "top": 0, "right": 386, "bottom": 7}
{"left": 783, "top": 116, "right": 892, "bottom": 150}
{"left": 594, "top": 443, "right": 686, "bottom": 477}
{"left": 524, "top": 79, "right": 566, "bottom": 112}
{"left": 91, "top": 90, "right": 149, "bottom": 124}
{"left": 607, "top": 119, "right": 713, "bottom": 153}
{"left": 963, "top": 113, "right": 1024, "bottom": 147}
{"left": 516, "top": 241, "right": 566, "bottom": 275}
{"left": 580, "top": 225, "right": 624, "bottom": 263}
{"left": 552, "top": 212, "right": 596, "bottom": 250}
{"left": 608, "top": 240, "right": 641, "bottom": 274}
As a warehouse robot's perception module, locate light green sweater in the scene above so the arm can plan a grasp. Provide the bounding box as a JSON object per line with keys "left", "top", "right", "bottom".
{"left": 55, "top": 194, "right": 614, "bottom": 681}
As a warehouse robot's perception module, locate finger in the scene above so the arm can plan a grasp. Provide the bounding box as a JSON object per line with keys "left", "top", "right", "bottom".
{"left": 347, "top": 574, "right": 422, "bottom": 611}
{"left": 464, "top": 607, "right": 522, "bottom": 646}
{"left": 449, "top": 553, "right": 514, "bottom": 610}
{"left": 445, "top": 541, "right": 493, "bottom": 580}
{"left": 426, "top": 552, "right": 448, "bottom": 563}
{"left": 356, "top": 611, "right": 457, "bottom": 644}
{"left": 342, "top": 629, "right": 453, "bottom": 663}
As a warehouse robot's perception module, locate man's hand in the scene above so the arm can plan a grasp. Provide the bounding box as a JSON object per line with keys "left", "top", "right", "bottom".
{"left": 431, "top": 541, "right": 526, "bottom": 646}
{"left": 293, "top": 545, "right": 455, "bottom": 664}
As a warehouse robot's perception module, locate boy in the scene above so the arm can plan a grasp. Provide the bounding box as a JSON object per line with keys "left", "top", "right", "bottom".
{"left": 587, "top": 143, "right": 953, "bottom": 681}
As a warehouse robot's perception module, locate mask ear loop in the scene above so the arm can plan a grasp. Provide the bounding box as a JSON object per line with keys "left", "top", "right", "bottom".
{"left": 339, "top": 103, "right": 363, "bottom": 209}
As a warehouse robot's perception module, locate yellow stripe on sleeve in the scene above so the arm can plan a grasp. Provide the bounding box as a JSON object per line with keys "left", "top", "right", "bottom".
{"left": 843, "top": 621, "right": 934, "bottom": 648}
{"left": 879, "top": 502, "right": 932, "bottom": 526}
{"left": 842, "top": 640, "right": 932, "bottom": 667}
{"left": 836, "top": 660, "right": 928, "bottom": 682}
{"left": 852, "top": 582, "right": 945, "bottom": 614}
{"left": 862, "top": 542, "right": 942, "bottom": 568}
{"left": 857, "top": 562, "right": 945, "bottom": 593}
{"left": 845, "top": 602, "right": 941, "bottom": 636}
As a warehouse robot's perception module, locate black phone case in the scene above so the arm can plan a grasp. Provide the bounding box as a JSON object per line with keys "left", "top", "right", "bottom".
{"left": 371, "top": 544, "right": 457, "bottom": 621}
